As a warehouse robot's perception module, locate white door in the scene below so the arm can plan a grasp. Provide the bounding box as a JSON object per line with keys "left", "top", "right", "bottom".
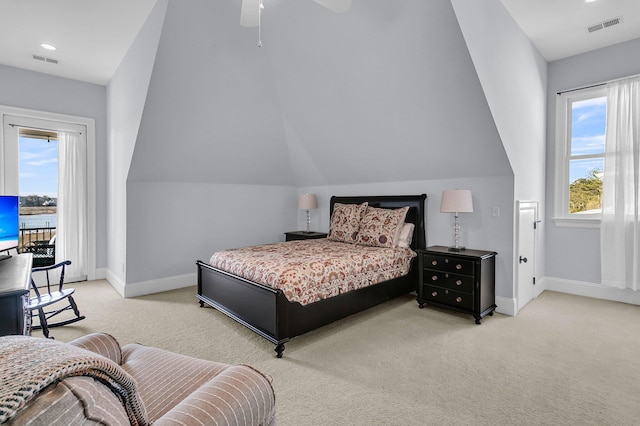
{"left": 516, "top": 201, "right": 538, "bottom": 312}
{"left": 1, "top": 107, "right": 96, "bottom": 281}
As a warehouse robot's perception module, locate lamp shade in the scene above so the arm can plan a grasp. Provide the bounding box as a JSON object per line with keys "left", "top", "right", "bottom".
{"left": 440, "top": 190, "right": 473, "bottom": 213}
{"left": 298, "top": 193, "right": 318, "bottom": 210}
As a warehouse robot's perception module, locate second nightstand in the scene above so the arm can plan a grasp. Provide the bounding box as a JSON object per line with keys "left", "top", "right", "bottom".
{"left": 417, "top": 245, "right": 497, "bottom": 324}
{"left": 284, "top": 231, "right": 328, "bottom": 242}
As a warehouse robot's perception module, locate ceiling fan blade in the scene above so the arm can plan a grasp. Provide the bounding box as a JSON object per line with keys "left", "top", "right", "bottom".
{"left": 240, "top": 0, "right": 260, "bottom": 27}
{"left": 312, "top": 0, "right": 352, "bottom": 13}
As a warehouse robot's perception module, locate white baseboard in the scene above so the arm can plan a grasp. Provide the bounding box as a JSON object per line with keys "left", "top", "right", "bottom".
{"left": 495, "top": 296, "right": 516, "bottom": 316}
{"left": 104, "top": 268, "right": 196, "bottom": 298}
{"left": 104, "top": 271, "right": 577, "bottom": 314}
{"left": 121, "top": 272, "right": 196, "bottom": 298}
{"left": 105, "top": 269, "right": 126, "bottom": 297}
{"left": 534, "top": 279, "right": 546, "bottom": 298}
{"left": 540, "top": 276, "right": 640, "bottom": 306}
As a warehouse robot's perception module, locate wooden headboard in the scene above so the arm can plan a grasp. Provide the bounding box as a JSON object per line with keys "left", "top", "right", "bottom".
{"left": 329, "top": 194, "right": 427, "bottom": 250}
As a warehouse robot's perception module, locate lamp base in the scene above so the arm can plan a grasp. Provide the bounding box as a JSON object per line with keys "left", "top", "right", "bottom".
{"left": 448, "top": 246, "right": 466, "bottom": 252}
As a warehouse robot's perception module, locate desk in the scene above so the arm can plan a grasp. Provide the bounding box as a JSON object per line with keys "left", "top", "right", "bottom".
{"left": 0, "top": 253, "right": 33, "bottom": 336}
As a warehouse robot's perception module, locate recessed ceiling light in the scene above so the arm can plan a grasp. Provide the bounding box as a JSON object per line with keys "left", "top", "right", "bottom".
{"left": 40, "top": 43, "right": 56, "bottom": 51}
{"left": 586, "top": 0, "right": 597, "bottom": 3}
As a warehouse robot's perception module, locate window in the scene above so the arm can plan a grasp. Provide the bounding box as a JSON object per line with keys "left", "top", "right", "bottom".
{"left": 554, "top": 87, "right": 607, "bottom": 227}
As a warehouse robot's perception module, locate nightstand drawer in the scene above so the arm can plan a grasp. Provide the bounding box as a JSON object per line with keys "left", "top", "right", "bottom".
{"left": 423, "top": 271, "right": 473, "bottom": 293}
{"left": 423, "top": 285, "right": 473, "bottom": 311}
{"left": 284, "top": 231, "right": 328, "bottom": 241}
{"left": 423, "top": 254, "right": 474, "bottom": 276}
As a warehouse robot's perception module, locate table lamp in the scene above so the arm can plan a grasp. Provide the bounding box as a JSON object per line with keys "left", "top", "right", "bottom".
{"left": 440, "top": 189, "right": 473, "bottom": 251}
{"left": 298, "top": 193, "right": 318, "bottom": 233}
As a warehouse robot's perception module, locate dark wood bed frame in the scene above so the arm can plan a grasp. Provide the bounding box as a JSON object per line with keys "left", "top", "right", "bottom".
{"left": 196, "top": 194, "right": 427, "bottom": 357}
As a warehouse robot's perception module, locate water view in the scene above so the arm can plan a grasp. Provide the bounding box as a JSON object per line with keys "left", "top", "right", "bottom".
{"left": 19, "top": 213, "right": 57, "bottom": 229}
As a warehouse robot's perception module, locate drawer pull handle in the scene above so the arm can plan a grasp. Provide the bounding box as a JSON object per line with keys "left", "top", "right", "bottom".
{"left": 456, "top": 280, "right": 462, "bottom": 286}
{"left": 432, "top": 291, "right": 438, "bottom": 297}
{"left": 456, "top": 264, "right": 462, "bottom": 270}
{"left": 431, "top": 260, "right": 438, "bottom": 266}
{"left": 456, "top": 297, "right": 462, "bottom": 303}
{"left": 431, "top": 275, "right": 438, "bottom": 281}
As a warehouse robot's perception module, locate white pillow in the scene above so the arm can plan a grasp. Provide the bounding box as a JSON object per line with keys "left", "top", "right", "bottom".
{"left": 395, "top": 223, "right": 415, "bottom": 248}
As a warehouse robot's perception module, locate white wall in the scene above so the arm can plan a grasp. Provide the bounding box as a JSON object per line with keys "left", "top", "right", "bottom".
{"left": 106, "top": 0, "right": 167, "bottom": 291}
{"left": 545, "top": 37, "right": 640, "bottom": 301}
{"left": 120, "top": 0, "right": 515, "bottom": 289}
{"left": 128, "top": 0, "right": 510, "bottom": 187}
{"left": 124, "top": 182, "right": 296, "bottom": 296}
{"left": 452, "top": 0, "right": 547, "bottom": 201}
{"left": 0, "top": 64, "right": 108, "bottom": 269}
{"left": 264, "top": 0, "right": 512, "bottom": 185}
{"left": 451, "top": 0, "right": 547, "bottom": 306}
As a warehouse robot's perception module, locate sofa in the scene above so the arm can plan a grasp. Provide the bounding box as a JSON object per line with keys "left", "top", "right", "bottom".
{"left": 0, "top": 333, "right": 276, "bottom": 425}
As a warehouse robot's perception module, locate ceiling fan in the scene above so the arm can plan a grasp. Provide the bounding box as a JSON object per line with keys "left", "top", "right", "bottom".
{"left": 240, "top": 0, "right": 352, "bottom": 46}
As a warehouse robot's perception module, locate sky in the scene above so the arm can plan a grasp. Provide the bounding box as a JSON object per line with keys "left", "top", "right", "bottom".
{"left": 19, "top": 136, "right": 58, "bottom": 197}
{"left": 570, "top": 96, "right": 606, "bottom": 183}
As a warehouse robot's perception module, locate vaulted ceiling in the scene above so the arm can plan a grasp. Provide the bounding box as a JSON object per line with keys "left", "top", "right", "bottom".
{"left": 0, "top": 0, "right": 639, "bottom": 85}
{"left": 127, "top": 0, "right": 512, "bottom": 187}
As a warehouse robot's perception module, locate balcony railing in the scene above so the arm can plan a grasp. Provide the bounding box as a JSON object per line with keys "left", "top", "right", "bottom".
{"left": 19, "top": 225, "right": 56, "bottom": 267}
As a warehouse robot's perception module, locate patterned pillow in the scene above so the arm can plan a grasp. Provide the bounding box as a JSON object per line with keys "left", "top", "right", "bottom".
{"left": 356, "top": 206, "right": 409, "bottom": 248}
{"left": 327, "top": 202, "right": 368, "bottom": 244}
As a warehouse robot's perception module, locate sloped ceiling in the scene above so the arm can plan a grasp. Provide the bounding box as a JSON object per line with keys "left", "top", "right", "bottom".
{"left": 128, "top": 0, "right": 512, "bottom": 186}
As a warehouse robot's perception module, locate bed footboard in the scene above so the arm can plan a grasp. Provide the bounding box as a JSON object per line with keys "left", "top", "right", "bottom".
{"left": 196, "top": 260, "right": 290, "bottom": 357}
{"left": 197, "top": 259, "right": 417, "bottom": 358}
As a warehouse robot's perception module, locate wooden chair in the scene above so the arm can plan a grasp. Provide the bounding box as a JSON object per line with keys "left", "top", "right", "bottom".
{"left": 27, "top": 260, "right": 85, "bottom": 338}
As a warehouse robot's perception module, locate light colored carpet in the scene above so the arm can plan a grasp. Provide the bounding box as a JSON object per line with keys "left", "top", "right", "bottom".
{"left": 45, "top": 280, "right": 640, "bottom": 425}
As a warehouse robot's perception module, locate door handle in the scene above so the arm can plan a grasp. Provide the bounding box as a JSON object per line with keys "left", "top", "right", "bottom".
{"left": 519, "top": 256, "right": 528, "bottom": 264}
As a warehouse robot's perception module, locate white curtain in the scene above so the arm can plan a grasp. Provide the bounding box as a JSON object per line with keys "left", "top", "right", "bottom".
{"left": 57, "top": 131, "right": 87, "bottom": 281}
{"left": 600, "top": 77, "right": 640, "bottom": 290}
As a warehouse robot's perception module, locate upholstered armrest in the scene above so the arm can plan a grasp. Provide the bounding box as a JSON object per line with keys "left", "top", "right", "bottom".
{"left": 67, "top": 332, "right": 123, "bottom": 365}
{"left": 9, "top": 377, "right": 131, "bottom": 426}
{"left": 153, "top": 365, "right": 276, "bottom": 426}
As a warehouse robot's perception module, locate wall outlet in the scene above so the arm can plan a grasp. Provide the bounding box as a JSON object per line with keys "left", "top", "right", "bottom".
{"left": 492, "top": 206, "right": 500, "bottom": 217}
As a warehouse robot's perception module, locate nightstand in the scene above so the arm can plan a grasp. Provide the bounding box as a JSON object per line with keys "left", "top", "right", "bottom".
{"left": 417, "top": 245, "right": 497, "bottom": 324}
{"left": 284, "top": 231, "right": 328, "bottom": 242}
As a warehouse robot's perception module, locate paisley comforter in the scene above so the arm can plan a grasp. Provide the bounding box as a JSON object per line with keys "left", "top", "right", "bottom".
{"left": 209, "top": 239, "right": 416, "bottom": 306}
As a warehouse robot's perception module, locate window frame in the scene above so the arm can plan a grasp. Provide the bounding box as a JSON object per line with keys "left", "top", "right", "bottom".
{"left": 553, "top": 86, "right": 607, "bottom": 228}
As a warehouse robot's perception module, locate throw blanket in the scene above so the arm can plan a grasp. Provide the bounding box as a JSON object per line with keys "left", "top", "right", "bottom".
{"left": 0, "top": 335, "right": 147, "bottom": 425}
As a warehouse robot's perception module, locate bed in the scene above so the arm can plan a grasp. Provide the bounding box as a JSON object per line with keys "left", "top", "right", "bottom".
{"left": 196, "top": 194, "right": 427, "bottom": 357}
